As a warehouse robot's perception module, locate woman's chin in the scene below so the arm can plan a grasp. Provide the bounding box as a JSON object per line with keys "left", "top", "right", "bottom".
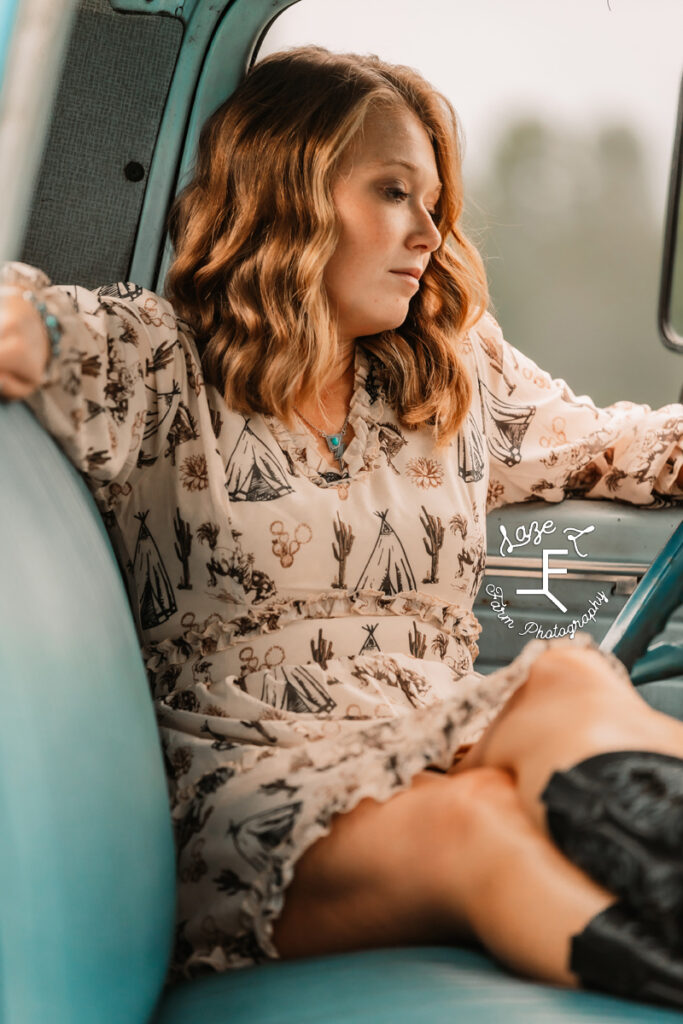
{"left": 350, "top": 306, "right": 411, "bottom": 340}
{"left": 370, "top": 310, "right": 411, "bottom": 334}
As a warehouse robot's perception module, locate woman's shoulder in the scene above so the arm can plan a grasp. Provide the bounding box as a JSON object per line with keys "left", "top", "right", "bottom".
{"left": 92, "top": 280, "right": 195, "bottom": 339}
{"left": 465, "top": 309, "right": 504, "bottom": 352}
{"left": 462, "top": 308, "right": 525, "bottom": 384}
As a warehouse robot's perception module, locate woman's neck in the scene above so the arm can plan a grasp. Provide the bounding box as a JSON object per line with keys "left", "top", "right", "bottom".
{"left": 296, "top": 348, "right": 356, "bottom": 432}
{"left": 289, "top": 351, "right": 357, "bottom": 470}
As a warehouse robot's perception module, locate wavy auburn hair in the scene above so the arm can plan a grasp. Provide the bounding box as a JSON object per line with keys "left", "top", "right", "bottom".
{"left": 165, "top": 45, "right": 488, "bottom": 447}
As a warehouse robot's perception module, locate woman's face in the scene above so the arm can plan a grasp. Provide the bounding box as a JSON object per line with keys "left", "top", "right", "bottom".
{"left": 323, "top": 104, "right": 443, "bottom": 347}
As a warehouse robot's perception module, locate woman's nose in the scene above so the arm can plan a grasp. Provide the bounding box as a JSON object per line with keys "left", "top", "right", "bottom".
{"left": 411, "top": 208, "right": 441, "bottom": 252}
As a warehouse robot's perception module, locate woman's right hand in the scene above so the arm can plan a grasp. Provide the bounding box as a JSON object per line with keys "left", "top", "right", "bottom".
{"left": 0, "top": 287, "right": 51, "bottom": 401}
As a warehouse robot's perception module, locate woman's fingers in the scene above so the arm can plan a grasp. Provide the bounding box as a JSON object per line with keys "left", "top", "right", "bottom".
{"left": 0, "top": 372, "right": 41, "bottom": 402}
{"left": 0, "top": 335, "right": 44, "bottom": 397}
{"left": 0, "top": 291, "right": 50, "bottom": 397}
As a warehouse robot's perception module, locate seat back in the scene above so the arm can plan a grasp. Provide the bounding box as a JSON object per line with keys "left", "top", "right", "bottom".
{"left": 0, "top": 402, "right": 176, "bottom": 1024}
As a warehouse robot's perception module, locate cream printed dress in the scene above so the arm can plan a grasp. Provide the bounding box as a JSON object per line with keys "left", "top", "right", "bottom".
{"left": 4, "top": 260, "right": 683, "bottom": 977}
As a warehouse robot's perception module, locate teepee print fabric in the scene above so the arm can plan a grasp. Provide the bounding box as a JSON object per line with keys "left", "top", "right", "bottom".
{"left": 4, "top": 260, "right": 683, "bottom": 978}
{"left": 133, "top": 511, "right": 177, "bottom": 628}
{"left": 356, "top": 510, "right": 416, "bottom": 594}
{"left": 226, "top": 418, "right": 294, "bottom": 501}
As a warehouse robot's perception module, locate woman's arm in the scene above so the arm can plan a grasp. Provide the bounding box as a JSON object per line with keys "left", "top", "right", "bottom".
{"left": 0, "top": 261, "right": 193, "bottom": 490}
{"left": 467, "top": 312, "right": 683, "bottom": 510}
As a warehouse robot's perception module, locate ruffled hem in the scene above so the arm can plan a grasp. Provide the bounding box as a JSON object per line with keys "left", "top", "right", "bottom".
{"left": 262, "top": 344, "right": 385, "bottom": 485}
{"left": 173, "top": 631, "right": 605, "bottom": 974}
{"left": 142, "top": 587, "right": 482, "bottom": 676}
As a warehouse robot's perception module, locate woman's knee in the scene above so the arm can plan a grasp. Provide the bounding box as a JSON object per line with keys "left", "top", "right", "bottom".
{"left": 489, "top": 646, "right": 633, "bottom": 745}
{"left": 443, "top": 766, "right": 527, "bottom": 856}
{"left": 425, "top": 766, "right": 548, "bottom": 933}
{"left": 468, "top": 650, "right": 622, "bottom": 772}
{"left": 526, "top": 645, "right": 631, "bottom": 698}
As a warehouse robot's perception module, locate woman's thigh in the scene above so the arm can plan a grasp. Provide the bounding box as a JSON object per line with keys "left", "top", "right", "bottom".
{"left": 271, "top": 758, "right": 616, "bottom": 987}
{"left": 271, "top": 765, "right": 525, "bottom": 959}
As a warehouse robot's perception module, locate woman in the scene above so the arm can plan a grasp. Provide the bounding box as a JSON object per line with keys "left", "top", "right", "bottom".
{"left": 1, "top": 43, "right": 683, "bottom": 1006}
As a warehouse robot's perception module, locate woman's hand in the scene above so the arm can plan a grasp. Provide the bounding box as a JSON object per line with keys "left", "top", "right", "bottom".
{"left": 0, "top": 287, "right": 51, "bottom": 401}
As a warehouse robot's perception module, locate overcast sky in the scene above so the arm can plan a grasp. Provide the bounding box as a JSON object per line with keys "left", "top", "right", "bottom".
{"left": 260, "top": 0, "right": 683, "bottom": 218}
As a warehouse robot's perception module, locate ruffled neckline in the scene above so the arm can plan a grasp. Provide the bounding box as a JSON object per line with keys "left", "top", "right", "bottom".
{"left": 263, "top": 344, "right": 385, "bottom": 487}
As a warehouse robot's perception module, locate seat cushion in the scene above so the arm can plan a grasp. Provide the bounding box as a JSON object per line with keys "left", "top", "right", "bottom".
{"left": 155, "top": 945, "right": 683, "bottom": 1023}
{"left": 0, "top": 403, "right": 176, "bottom": 1024}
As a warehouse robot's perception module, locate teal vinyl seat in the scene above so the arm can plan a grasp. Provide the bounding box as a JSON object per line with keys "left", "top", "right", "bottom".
{"left": 1, "top": 398, "right": 680, "bottom": 1023}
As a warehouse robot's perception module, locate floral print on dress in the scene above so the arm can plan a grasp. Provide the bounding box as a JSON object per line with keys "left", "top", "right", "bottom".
{"left": 2, "top": 259, "right": 682, "bottom": 979}
{"left": 406, "top": 456, "right": 444, "bottom": 488}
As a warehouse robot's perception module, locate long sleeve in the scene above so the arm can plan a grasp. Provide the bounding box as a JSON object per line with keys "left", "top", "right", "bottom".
{"left": 467, "top": 312, "right": 683, "bottom": 511}
{"left": 0, "top": 261, "right": 194, "bottom": 490}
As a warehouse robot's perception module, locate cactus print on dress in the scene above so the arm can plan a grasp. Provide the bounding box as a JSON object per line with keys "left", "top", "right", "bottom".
{"left": 3, "top": 259, "right": 683, "bottom": 978}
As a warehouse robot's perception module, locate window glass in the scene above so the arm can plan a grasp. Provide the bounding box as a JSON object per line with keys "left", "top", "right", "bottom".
{"left": 259, "top": 0, "right": 683, "bottom": 407}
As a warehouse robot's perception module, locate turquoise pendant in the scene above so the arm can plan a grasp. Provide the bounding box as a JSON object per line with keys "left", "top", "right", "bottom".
{"left": 325, "top": 435, "right": 344, "bottom": 460}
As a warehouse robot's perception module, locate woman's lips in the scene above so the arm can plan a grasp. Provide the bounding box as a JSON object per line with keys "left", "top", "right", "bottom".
{"left": 390, "top": 271, "right": 420, "bottom": 287}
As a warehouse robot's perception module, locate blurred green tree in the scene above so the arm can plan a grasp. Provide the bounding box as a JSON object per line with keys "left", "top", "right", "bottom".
{"left": 465, "top": 118, "right": 683, "bottom": 406}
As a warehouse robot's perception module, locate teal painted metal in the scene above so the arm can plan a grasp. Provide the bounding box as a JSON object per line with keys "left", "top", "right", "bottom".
{"left": 154, "top": 0, "right": 302, "bottom": 290}
{"left": 129, "top": 0, "right": 302, "bottom": 290}
{"left": 600, "top": 520, "right": 683, "bottom": 669}
{"left": 477, "top": 499, "right": 683, "bottom": 675}
{"left": 630, "top": 641, "right": 683, "bottom": 685}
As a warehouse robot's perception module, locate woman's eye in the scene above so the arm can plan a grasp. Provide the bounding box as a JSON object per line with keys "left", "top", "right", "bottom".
{"left": 384, "top": 187, "right": 439, "bottom": 223}
{"left": 384, "top": 187, "right": 409, "bottom": 202}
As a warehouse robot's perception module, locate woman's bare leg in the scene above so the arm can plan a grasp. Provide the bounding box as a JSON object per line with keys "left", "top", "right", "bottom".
{"left": 450, "top": 644, "right": 683, "bottom": 835}
{"left": 272, "top": 648, "right": 683, "bottom": 999}
{"left": 272, "top": 765, "right": 614, "bottom": 986}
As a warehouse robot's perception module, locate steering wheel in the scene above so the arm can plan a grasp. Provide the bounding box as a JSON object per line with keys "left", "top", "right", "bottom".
{"left": 599, "top": 520, "right": 683, "bottom": 682}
